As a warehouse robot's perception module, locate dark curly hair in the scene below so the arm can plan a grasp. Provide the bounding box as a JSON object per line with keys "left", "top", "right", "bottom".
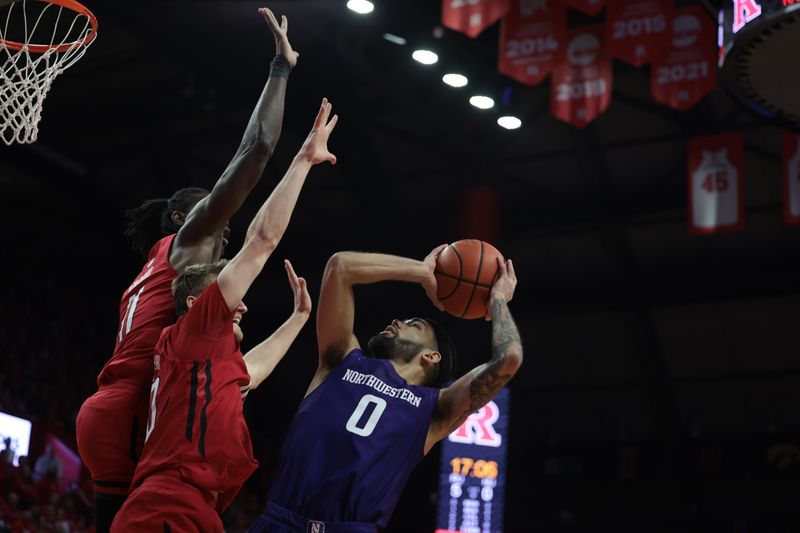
{"left": 123, "top": 187, "right": 209, "bottom": 259}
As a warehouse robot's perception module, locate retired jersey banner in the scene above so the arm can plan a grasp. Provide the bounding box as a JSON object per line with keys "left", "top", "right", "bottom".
{"left": 559, "top": 0, "right": 604, "bottom": 16}
{"left": 650, "top": 5, "right": 717, "bottom": 110}
{"left": 688, "top": 133, "right": 744, "bottom": 234}
{"left": 605, "top": 0, "right": 672, "bottom": 66}
{"left": 443, "top": 0, "right": 511, "bottom": 38}
{"left": 783, "top": 131, "right": 800, "bottom": 224}
{"left": 550, "top": 25, "right": 612, "bottom": 128}
{"left": 498, "top": 0, "right": 566, "bottom": 86}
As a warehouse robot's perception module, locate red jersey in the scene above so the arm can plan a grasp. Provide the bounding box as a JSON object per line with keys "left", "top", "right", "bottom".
{"left": 97, "top": 235, "right": 178, "bottom": 387}
{"left": 133, "top": 281, "right": 257, "bottom": 513}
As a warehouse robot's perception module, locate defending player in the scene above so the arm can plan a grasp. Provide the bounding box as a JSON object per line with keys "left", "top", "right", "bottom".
{"left": 250, "top": 249, "right": 523, "bottom": 532}
{"left": 111, "top": 97, "right": 338, "bottom": 532}
{"left": 75, "top": 8, "right": 298, "bottom": 531}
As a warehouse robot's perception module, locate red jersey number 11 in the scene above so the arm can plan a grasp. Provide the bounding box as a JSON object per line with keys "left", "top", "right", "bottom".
{"left": 118, "top": 285, "right": 145, "bottom": 343}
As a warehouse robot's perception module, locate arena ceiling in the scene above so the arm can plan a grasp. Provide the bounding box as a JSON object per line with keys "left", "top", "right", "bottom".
{"left": 3, "top": 0, "right": 799, "bottom": 528}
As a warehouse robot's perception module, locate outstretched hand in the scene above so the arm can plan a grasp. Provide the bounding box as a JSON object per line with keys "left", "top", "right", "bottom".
{"left": 486, "top": 257, "right": 516, "bottom": 320}
{"left": 285, "top": 259, "right": 312, "bottom": 318}
{"left": 297, "top": 98, "right": 338, "bottom": 166}
{"left": 259, "top": 7, "right": 299, "bottom": 69}
{"left": 422, "top": 244, "right": 448, "bottom": 312}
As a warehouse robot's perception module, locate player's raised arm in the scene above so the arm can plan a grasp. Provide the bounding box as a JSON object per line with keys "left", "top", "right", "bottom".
{"left": 217, "top": 99, "right": 337, "bottom": 311}
{"left": 426, "top": 258, "right": 522, "bottom": 453}
{"left": 316, "top": 246, "right": 447, "bottom": 369}
{"left": 172, "top": 8, "right": 298, "bottom": 269}
{"left": 243, "top": 260, "right": 311, "bottom": 394}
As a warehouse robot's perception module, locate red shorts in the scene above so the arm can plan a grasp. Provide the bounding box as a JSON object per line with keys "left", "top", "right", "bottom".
{"left": 76, "top": 383, "right": 149, "bottom": 496}
{"left": 111, "top": 474, "right": 221, "bottom": 533}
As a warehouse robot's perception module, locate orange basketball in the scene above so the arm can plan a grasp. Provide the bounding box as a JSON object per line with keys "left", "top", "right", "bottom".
{"left": 434, "top": 239, "right": 504, "bottom": 319}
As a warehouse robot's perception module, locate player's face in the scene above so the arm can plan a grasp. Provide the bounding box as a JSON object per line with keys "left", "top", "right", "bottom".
{"left": 367, "top": 318, "right": 435, "bottom": 362}
{"left": 233, "top": 300, "right": 247, "bottom": 343}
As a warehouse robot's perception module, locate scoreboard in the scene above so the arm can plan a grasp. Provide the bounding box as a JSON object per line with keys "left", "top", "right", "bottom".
{"left": 436, "top": 388, "right": 509, "bottom": 533}
{"left": 718, "top": 0, "right": 800, "bottom": 129}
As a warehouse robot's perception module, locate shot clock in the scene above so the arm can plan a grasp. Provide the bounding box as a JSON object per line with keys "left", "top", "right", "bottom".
{"left": 436, "top": 388, "right": 509, "bottom": 533}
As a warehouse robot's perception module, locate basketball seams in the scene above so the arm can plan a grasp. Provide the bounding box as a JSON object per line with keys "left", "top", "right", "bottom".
{"left": 434, "top": 270, "right": 493, "bottom": 289}
{"left": 460, "top": 241, "right": 484, "bottom": 318}
{"left": 435, "top": 240, "right": 501, "bottom": 318}
{"left": 436, "top": 244, "right": 463, "bottom": 301}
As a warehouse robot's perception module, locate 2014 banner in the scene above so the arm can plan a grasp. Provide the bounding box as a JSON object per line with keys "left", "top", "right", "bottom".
{"left": 442, "top": 0, "right": 511, "bottom": 38}
{"left": 783, "top": 131, "right": 800, "bottom": 224}
{"left": 605, "top": 0, "right": 672, "bottom": 67}
{"left": 688, "top": 133, "right": 744, "bottom": 234}
{"left": 550, "top": 25, "right": 612, "bottom": 128}
{"left": 651, "top": 5, "right": 717, "bottom": 110}
{"left": 498, "top": 0, "right": 567, "bottom": 86}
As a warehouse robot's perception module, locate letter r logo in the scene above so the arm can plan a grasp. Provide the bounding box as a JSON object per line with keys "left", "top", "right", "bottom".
{"left": 448, "top": 401, "right": 502, "bottom": 447}
{"left": 732, "top": 0, "right": 762, "bottom": 33}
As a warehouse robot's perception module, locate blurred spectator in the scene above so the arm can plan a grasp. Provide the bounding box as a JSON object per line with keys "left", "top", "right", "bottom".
{"left": 33, "top": 446, "right": 61, "bottom": 485}
{"left": 0, "top": 439, "right": 13, "bottom": 467}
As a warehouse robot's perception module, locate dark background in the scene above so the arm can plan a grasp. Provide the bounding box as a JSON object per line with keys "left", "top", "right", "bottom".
{"left": 2, "top": 0, "right": 800, "bottom": 531}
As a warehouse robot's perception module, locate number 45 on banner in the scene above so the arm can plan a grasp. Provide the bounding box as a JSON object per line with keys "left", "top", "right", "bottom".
{"left": 688, "top": 133, "right": 744, "bottom": 234}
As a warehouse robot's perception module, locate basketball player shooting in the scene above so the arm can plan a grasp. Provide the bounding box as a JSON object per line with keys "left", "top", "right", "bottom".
{"left": 75, "top": 8, "right": 298, "bottom": 531}
{"left": 250, "top": 248, "right": 522, "bottom": 532}
{"left": 110, "top": 98, "right": 338, "bottom": 533}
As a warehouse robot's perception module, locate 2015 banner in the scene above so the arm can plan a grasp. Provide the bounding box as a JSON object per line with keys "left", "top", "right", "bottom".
{"left": 498, "top": 0, "right": 566, "bottom": 86}
{"left": 559, "top": 0, "right": 604, "bottom": 16}
{"left": 783, "top": 131, "right": 800, "bottom": 224}
{"left": 651, "top": 5, "right": 717, "bottom": 110}
{"left": 442, "top": 0, "right": 511, "bottom": 38}
{"left": 688, "top": 133, "right": 744, "bottom": 234}
{"left": 550, "top": 25, "right": 612, "bottom": 128}
{"left": 605, "top": 0, "right": 672, "bottom": 67}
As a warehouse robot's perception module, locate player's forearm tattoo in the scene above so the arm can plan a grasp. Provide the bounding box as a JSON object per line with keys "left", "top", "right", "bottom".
{"left": 447, "top": 298, "right": 522, "bottom": 433}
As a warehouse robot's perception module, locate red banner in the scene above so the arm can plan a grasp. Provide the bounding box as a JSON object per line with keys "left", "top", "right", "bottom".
{"left": 783, "top": 131, "right": 800, "bottom": 224}
{"left": 688, "top": 133, "right": 744, "bottom": 234}
{"left": 550, "top": 25, "right": 612, "bottom": 128}
{"left": 606, "top": 0, "right": 672, "bottom": 66}
{"left": 442, "top": 0, "right": 511, "bottom": 38}
{"left": 559, "top": 0, "right": 604, "bottom": 16}
{"left": 498, "top": 0, "right": 566, "bottom": 85}
{"left": 651, "top": 5, "right": 717, "bottom": 110}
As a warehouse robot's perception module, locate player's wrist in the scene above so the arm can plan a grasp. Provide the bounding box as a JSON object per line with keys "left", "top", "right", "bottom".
{"left": 270, "top": 55, "right": 291, "bottom": 79}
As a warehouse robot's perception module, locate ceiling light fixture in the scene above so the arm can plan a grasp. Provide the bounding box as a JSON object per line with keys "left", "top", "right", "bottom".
{"left": 412, "top": 49, "right": 439, "bottom": 65}
{"left": 347, "top": 0, "right": 374, "bottom": 15}
{"left": 497, "top": 116, "right": 522, "bottom": 129}
{"left": 442, "top": 73, "right": 468, "bottom": 87}
{"left": 383, "top": 33, "right": 407, "bottom": 45}
{"left": 469, "top": 95, "right": 495, "bottom": 109}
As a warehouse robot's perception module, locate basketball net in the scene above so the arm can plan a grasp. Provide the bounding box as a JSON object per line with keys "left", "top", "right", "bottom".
{"left": 0, "top": 0, "right": 97, "bottom": 145}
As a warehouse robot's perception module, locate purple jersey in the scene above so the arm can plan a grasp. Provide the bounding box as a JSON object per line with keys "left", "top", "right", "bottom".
{"left": 269, "top": 349, "right": 440, "bottom": 527}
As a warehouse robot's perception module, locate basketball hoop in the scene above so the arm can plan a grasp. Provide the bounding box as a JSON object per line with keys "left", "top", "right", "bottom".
{"left": 0, "top": 0, "right": 98, "bottom": 145}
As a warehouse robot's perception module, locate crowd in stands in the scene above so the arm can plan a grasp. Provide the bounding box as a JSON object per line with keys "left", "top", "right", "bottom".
{"left": 0, "top": 442, "right": 93, "bottom": 533}
{"left": 0, "top": 261, "right": 273, "bottom": 532}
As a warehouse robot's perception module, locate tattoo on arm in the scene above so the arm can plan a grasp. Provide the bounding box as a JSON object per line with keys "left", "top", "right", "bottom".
{"left": 447, "top": 298, "right": 522, "bottom": 434}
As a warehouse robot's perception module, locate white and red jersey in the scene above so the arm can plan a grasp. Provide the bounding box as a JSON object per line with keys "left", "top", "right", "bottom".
{"left": 97, "top": 235, "right": 178, "bottom": 387}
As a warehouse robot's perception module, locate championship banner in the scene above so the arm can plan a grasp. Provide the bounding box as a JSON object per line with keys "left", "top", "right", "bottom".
{"left": 605, "top": 0, "right": 672, "bottom": 67}
{"left": 559, "top": 0, "right": 604, "bottom": 16}
{"left": 783, "top": 131, "right": 800, "bottom": 224}
{"left": 550, "top": 25, "right": 612, "bottom": 128}
{"left": 498, "top": 0, "right": 566, "bottom": 86}
{"left": 442, "top": 0, "right": 511, "bottom": 38}
{"left": 688, "top": 133, "right": 744, "bottom": 234}
{"left": 650, "top": 5, "right": 717, "bottom": 110}
{"left": 436, "top": 388, "right": 510, "bottom": 533}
